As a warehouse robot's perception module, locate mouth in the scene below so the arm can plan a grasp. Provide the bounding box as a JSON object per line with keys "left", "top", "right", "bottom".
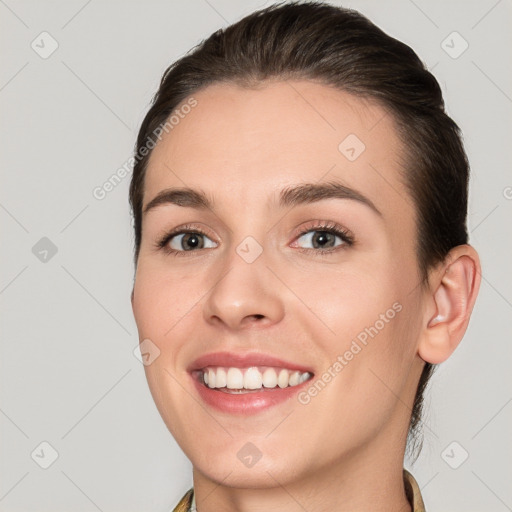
{"left": 190, "top": 367, "right": 314, "bottom": 414}
{"left": 187, "top": 351, "right": 315, "bottom": 414}
{"left": 192, "top": 366, "right": 314, "bottom": 393}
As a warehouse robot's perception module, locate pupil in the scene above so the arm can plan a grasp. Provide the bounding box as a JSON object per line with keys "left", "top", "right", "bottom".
{"left": 183, "top": 233, "right": 203, "bottom": 250}
{"left": 313, "top": 231, "right": 334, "bottom": 248}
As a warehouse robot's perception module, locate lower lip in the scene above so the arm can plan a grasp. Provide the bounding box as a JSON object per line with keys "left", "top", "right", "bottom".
{"left": 190, "top": 372, "right": 313, "bottom": 415}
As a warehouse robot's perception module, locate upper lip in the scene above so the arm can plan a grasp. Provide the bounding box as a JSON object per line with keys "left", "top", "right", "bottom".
{"left": 188, "top": 351, "right": 315, "bottom": 374}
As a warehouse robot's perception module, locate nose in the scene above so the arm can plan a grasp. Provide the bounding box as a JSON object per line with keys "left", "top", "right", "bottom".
{"left": 202, "top": 247, "right": 285, "bottom": 331}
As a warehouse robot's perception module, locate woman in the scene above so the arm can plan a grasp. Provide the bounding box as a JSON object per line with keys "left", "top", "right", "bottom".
{"left": 129, "top": 2, "right": 481, "bottom": 511}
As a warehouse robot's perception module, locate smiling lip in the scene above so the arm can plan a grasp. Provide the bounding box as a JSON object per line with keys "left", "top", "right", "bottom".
{"left": 187, "top": 351, "right": 315, "bottom": 415}
{"left": 188, "top": 351, "right": 314, "bottom": 373}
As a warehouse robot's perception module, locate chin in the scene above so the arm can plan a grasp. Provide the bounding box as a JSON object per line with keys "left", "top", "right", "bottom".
{"left": 192, "top": 452, "right": 305, "bottom": 489}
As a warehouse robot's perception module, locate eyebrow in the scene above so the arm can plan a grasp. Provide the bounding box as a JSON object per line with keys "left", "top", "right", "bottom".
{"left": 143, "top": 181, "right": 381, "bottom": 217}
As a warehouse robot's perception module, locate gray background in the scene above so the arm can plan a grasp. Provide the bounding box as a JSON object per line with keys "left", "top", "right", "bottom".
{"left": 1, "top": 0, "right": 511, "bottom": 511}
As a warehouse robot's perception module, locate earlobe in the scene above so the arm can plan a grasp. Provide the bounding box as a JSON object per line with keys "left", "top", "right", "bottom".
{"left": 418, "top": 245, "right": 481, "bottom": 364}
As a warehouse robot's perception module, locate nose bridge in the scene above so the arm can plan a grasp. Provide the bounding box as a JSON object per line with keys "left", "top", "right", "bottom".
{"left": 202, "top": 233, "right": 285, "bottom": 329}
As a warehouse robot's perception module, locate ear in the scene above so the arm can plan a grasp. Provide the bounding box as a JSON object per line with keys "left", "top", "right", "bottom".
{"left": 418, "top": 245, "right": 481, "bottom": 364}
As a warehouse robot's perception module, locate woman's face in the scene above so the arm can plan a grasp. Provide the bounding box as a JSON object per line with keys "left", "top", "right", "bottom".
{"left": 132, "top": 80, "right": 427, "bottom": 487}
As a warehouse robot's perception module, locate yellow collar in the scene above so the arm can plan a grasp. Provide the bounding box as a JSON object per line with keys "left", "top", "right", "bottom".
{"left": 173, "top": 468, "right": 426, "bottom": 512}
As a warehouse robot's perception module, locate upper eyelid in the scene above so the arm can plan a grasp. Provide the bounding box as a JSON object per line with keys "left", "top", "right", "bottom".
{"left": 164, "top": 221, "right": 348, "bottom": 237}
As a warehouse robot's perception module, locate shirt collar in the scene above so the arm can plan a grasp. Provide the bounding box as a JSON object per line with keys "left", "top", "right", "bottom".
{"left": 403, "top": 468, "right": 427, "bottom": 511}
{"left": 190, "top": 488, "right": 196, "bottom": 511}
{"left": 174, "top": 468, "right": 426, "bottom": 512}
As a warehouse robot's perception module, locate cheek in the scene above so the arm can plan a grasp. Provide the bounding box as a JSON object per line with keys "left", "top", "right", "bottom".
{"left": 133, "top": 265, "right": 207, "bottom": 443}
{"left": 291, "top": 262, "right": 414, "bottom": 412}
{"left": 132, "top": 263, "right": 201, "bottom": 342}
{"left": 289, "top": 260, "right": 402, "bottom": 345}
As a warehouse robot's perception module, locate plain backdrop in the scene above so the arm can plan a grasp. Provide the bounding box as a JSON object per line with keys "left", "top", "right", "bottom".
{"left": 1, "top": 1, "right": 511, "bottom": 511}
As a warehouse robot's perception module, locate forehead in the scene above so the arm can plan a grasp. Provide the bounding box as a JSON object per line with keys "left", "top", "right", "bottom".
{"left": 143, "top": 79, "right": 413, "bottom": 222}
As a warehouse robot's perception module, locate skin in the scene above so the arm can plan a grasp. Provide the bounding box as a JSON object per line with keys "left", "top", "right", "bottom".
{"left": 131, "top": 80, "right": 481, "bottom": 512}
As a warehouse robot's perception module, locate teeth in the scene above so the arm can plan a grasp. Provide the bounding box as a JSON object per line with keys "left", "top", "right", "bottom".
{"left": 262, "top": 368, "right": 277, "bottom": 388}
{"left": 299, "top": 372, "right": 309, "bottom": 384}
{"left": 244, "top": 367, "right": 263, "bottom": 389}
{"left": 226, "top": 368, "right": 244, "bottom": 389}
{"left": 277, "top": 368, "right": 289, "bottom": 388}
{"left": 216, "top": 367, "right": 227, "bottom": 388}
{"left": 207, "top": 368, "right": 216, "bottom": 389}
{"left": 201, "top": 366, "right": 312, "bottom": 391}
{"left": 289, "top": 371, "right": 300, "bottom": 386}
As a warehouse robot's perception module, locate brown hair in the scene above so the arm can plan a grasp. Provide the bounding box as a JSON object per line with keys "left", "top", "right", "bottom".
{"left": 129, "top": 0, "right": 470, "bottom": 460}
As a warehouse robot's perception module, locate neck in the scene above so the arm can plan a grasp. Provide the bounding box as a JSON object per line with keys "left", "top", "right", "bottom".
{"left": 191, "top": 425, "right": 413, "bottom": 512}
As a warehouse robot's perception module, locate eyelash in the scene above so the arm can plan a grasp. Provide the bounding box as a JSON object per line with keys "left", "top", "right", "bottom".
{"left": 155, "top": 221, "right": 355, "bottom": 257}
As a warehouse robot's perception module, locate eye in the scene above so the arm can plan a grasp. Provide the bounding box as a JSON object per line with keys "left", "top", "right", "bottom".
{"left": 156, "top": 224, "right": 217, "bottom": 256}
{"left": 169, "top": 232, "right": 216, "bottom": 251}
{"left": 155, "top": 221, "right": 354, "bottom": 257}
{"left": 292, "top": 222, "right": 354, "bottom": 252}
